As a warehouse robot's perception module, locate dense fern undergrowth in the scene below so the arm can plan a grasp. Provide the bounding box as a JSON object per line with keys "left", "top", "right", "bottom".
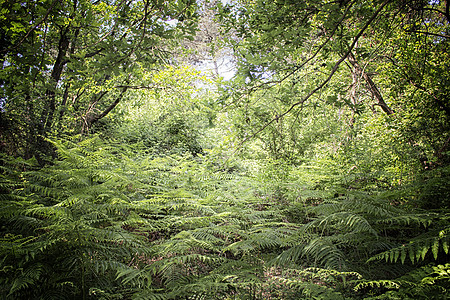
{"left": 1, "top": 135, "right": 449, "bottom": 300}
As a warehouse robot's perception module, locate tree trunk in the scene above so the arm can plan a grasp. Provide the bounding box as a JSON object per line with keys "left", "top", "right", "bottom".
{"left": 85, "top": 87, "right": 129, "bottom": 130}
{"left": 347, "top": 52, "right": 394, "bottom": 115}
{"left": 42, "top": 28, "right": 70, "bottom": 133}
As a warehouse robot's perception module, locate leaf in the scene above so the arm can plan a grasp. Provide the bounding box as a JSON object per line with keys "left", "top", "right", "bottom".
{"left": 400, "top": 245, "right": 407, "bottom": 264}
{"left": 443, "top": 241, "right": 449, "bottom": 254}
{"left": 432, "top": 239, "right": 439, "bottom": 260}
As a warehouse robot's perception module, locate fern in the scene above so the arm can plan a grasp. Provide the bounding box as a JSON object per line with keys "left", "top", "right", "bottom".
{"left": 2, "top": 135, "right": 448, "bottom": 299}
{"left": 354, "top": 264, "right": 450, "bottom": 299}
{"left": 368, "top": 223, "right": 450, "bottom": 264}
{"left": 0, "top": 138, "right": 169, "bottom": 298}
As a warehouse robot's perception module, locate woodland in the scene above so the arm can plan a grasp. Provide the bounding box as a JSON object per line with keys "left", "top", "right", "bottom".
{"left": 0, "top": 0, "right": 449, "bottom": 299}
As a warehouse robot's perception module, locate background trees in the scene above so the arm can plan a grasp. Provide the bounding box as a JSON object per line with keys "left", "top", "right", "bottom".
{"left": 218, "top": 0, "right": 449, "bottom": 172}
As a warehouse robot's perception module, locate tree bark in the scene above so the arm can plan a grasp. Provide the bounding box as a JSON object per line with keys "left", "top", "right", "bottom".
{"left": 86, "top": 87, "right": 128, "bottom": 128}
{"left": 42, "top": 28, "right": 70, "bottom": 133}
{"left": 347, "top": 52, "right": 394, "bottom": 115}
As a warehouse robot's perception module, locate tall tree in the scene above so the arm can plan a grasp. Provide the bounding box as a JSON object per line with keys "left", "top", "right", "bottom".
{"left": 179, "top": 0, "right": 235, "bottom": 80}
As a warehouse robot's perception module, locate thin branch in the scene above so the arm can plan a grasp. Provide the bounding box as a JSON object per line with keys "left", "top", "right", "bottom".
{"left": 405, "top": 30, "right": 449, "bottom": 39}
{"left": 423, "top": 7, "right": 447, "bottom": 17}
{"left": 422, "top": 1, "right": 450, "bottom": 23}
{"left": 254, "top": 0, "right": 357, "bottom": 90}
{"left": 221, "top": 0, "right": 356, "bottom": 112}
{"left": 115, "top": 84, "right": 160, "bottom": 89}
{"left": 79, "top": 24, "right": 117, "bottom": 51}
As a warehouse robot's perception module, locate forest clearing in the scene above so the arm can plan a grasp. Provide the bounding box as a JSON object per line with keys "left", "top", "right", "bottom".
{"left": 1, "top": 0, "right": 449, "bottom": 299}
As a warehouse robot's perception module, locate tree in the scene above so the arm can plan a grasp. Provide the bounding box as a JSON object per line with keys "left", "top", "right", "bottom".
{"left": 0, "top": 0, "right": 198, "bottom": 161}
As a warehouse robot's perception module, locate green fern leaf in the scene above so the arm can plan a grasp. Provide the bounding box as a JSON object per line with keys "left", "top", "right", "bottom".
{"left": 354, "top": 279, "right": 401, "bottom": 291}
{"left": 418, "top": 243, "right": 429, "bottom": 262}
{"left": 443, "top": 240, "right": 449, "bottom": 254}
{"left": 400, "top": 245, "right": 407, "bottom": 264}
{"left": 432, "top": 239, "right": 440, "bottom": 260}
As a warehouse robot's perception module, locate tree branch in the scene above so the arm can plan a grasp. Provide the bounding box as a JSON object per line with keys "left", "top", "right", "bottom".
{"left": 246, "top": 0, "right": 357, "bottom": 92}
{"left": 405, "top": 30, "right": 449, "bottom": 39}
{"left": 87, "top": 87, "right": 128, "bottom": 126}
{"left": 223, "top": 0, "right": 357, "bottom": 111}
{"left": 230, "top": 0, "right": 391, "bottom": 157}
{"left": 115, "top": 84, "right": 161, "bottom": 90}
{"left": 348, "top": 52, "right": 394, "bottom": 115}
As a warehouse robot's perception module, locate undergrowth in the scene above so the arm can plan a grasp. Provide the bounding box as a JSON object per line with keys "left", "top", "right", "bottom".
{"left": 1, "top": 137, "right": 449, "bottom": 299}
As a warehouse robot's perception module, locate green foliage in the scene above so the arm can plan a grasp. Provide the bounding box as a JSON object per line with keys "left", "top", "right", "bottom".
{"left": 368, "top": 216, "right": 450, "bottom": 264}
{"left": 0, "top": 137, "right": 295, "bottom": 299}
{"left": 1, "top": 138, "right": 156, "bottom": 298}
{"left": 2, "top": 126, "right": 450, "bottom": 299}
{"left": 355, "top": 263, "right": 450, "bottom": 299}
{"left": 0, "top": 0, "right": 199, "bottom": 160}
{"left": 1, "top": 0, "right": 449, "bottom": 299}
{"left": 108, "top": 66, "right": 215, "bottom": 156}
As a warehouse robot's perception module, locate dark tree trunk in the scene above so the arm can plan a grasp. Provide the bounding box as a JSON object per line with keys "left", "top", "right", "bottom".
{"left": 41, "top": 28, "right": 70, "bottom": 134}
{"left": 348, "top": 52, "right": 394, "bottom": 115}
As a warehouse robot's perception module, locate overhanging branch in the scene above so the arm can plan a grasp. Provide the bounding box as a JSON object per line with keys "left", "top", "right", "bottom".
{"left": 87, "top": 86, "right": 128, "bottom": 126}
{"left": 230, "top": 0, "right": 391, "bottom": 157}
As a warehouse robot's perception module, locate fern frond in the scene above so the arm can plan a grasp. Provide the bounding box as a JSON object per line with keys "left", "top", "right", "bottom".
{"left": 376, "top": 213, "right": 436, "bottom": 227}
{"left": 273, "top": 276, "right": 346, "bottom": 299}
{"left": 354, "top": 279, "right": 401, "bottom": 291}
{"left": 304, "top": 211, "right": 377, "bottom": 236}
{"left": 368, "top": 226, "right": 450, "bottom": 264}
{"left": 7, "top": 263, "right": 45, "bottom": 296}
{"left": 355, "top": 263, "right": 449, "bottom": 299}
